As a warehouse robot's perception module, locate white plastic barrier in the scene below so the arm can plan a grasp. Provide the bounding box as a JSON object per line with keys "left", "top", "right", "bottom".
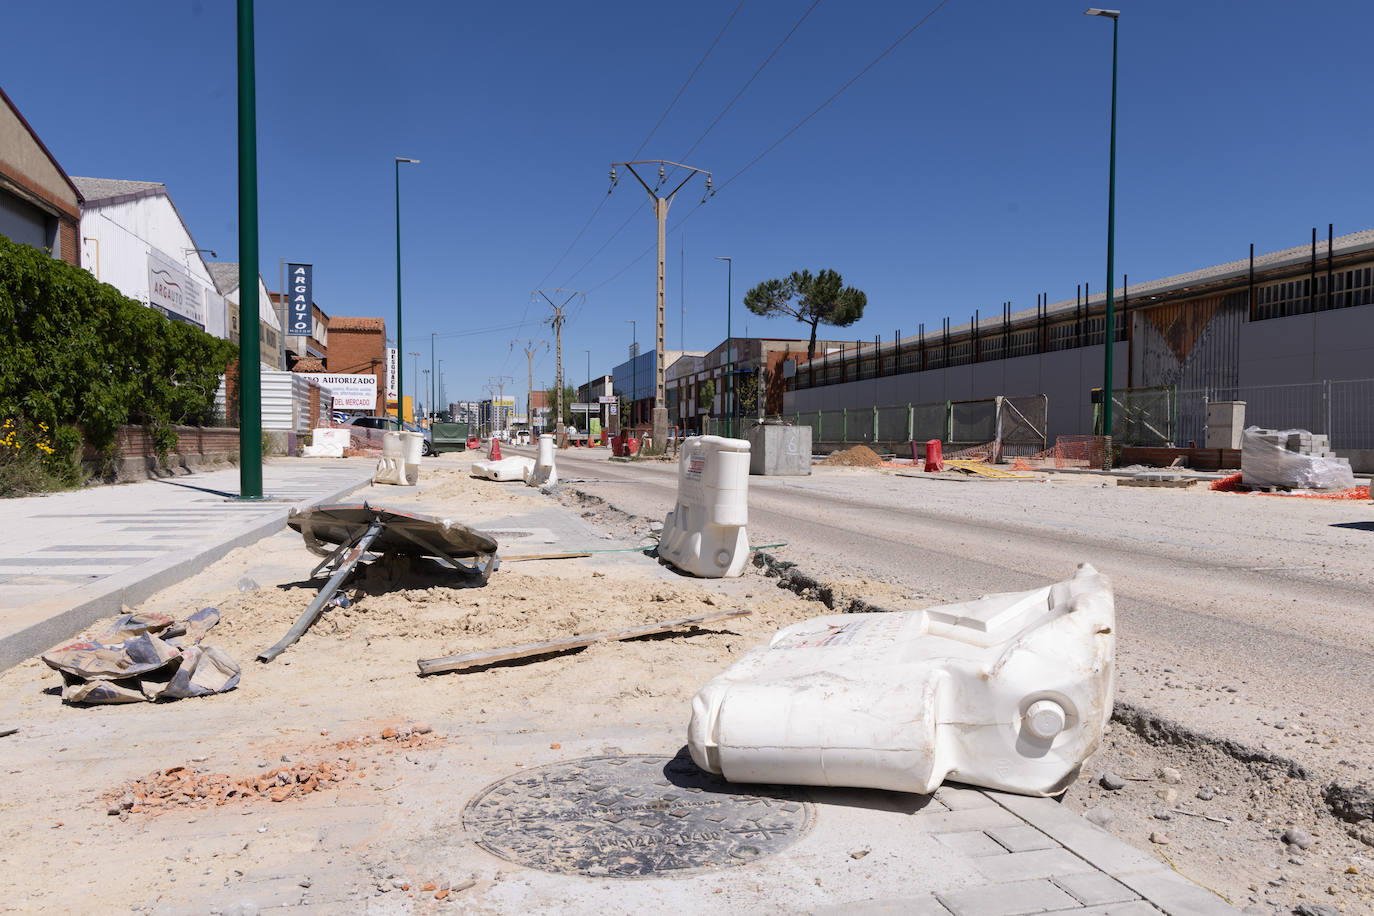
{"left": 472, "top": 455, "right": 536, "bottom": 482}
{"left": 524, "top": 434, "right": 558, "bottom": 487}
{"left": 301, "top": 428, "right": 349, "bottom": 458}
{"left": 657, "top": 436, "right": 750, "bottom": 578}
{"left": 687, "top": 564, "right": 1116, "bottom": 797}
{"left": 373, "top": 431, "right": 423, "bottom": 485}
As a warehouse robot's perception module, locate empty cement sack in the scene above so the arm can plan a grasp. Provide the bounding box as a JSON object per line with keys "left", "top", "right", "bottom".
{"left": 1240, "top": 426, "right": 1356, "bottom": 490}
{"left": 41, "top": 607, "right": 241, "bottom": 705}
{"left": 687, "top": 564, "right": 1115, "bottom": 797}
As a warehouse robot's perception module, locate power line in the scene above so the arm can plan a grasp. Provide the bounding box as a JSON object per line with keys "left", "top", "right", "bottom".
{"left": 679, "top": 0, "right": 821, "bottom": 162}
{"left": 584, "top": 0, "right": 953, "bottom": 293}
{"left": 632, "top": 0, "right": 745, "bottom": 160}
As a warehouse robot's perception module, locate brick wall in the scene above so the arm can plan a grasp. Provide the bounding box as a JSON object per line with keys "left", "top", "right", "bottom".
{"left": 327, "top": 326, "right": 386, "bottom": 415}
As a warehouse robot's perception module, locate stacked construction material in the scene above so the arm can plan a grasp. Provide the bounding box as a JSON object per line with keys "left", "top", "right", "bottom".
{"left": 1240, "top": 426, "right": 1356, "bottom": 490}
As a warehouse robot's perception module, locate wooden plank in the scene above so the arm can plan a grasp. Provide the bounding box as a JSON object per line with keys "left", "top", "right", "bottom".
{"left": 416, "top": 608, "right": 750, "bottom": 676}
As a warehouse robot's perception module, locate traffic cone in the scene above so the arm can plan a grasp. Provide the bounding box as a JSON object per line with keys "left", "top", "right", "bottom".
{"left": 488, "top": 437, "right": 502, "bottom": 461}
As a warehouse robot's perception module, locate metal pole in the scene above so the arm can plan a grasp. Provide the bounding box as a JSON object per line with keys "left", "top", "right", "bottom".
{"left": 408, "top": 351, "right": 420, "bottom": 420}
{"left": 236, "top": 0, "right": 262, "bottom": 499}
{"left": 1103, "top": 14, "right": 1118, "bottom": 438}
{"left": 431, "top": 332, "right": 436, "bottom": 419}
{"left": 626, "top": 319, "right": 637, "bottom": 432}
{"left": 715, "top": 257, "right": 731, "bottom": 438}
{"left": 437, "top": 359, "right": 444, "bottom": 415}
{"left": 395, "top": 157, "right": 419, "bottom": 423}
{"left": 278, "top": 258, "right": 286, "bottom": 369}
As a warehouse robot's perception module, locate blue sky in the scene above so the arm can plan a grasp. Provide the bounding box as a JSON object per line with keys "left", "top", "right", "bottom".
{"left": 5, "top": 0, "right": 1372, "bottom": 409}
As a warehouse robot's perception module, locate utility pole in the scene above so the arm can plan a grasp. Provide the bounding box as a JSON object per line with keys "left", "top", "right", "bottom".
{"left": 536, "top": 288, "right": 583, "bottom": 448}
{"left": 430, "top": 331, "right": 436, "bottom": 422}
{"left": 608, "top": 160, "right": 711, "bottom": 453}
{"left": 482, "top": 384, "right": 497, "bottom": 438}
{"left": 511, "top": 338, "right": 547, "bottom": 435}
{"left": 489, "top": 375, "right": 514, "bottom": 436}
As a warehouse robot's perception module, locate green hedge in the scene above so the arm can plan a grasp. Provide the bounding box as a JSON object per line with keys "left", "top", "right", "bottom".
{"left": 0, "top": 234, "right": 237, "bottom": 469}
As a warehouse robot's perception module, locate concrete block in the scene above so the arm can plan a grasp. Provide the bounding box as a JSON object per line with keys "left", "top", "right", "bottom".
{"left": 1205, "top": 401, "right": 1246, "bottom": 450}
{"left": 985, "top": 825, "right": 1059, "bottom": 854}
{"left": 971, "top": 848, "right": 1096, "bottom": 883}
{"left": 987, "top": 793, "right": 1162, "bottom": 875}
{"left": 915, "top": 806, "right": 1023, "bottom": 834}
{"left": 933, "top": 786, "right": 1000, "bottom": 810}
{"left": 1112, "top": 867, "right": 1239, "bottom": 915}
{"left": 936, "top": 878, "right": 1078, "bottom": 916}
{"left": 747, "top": 423, "right": 812, "bottom": 475}
{"left": 935, "top": 830, "right": 1009, "bottom": 857}
{"left": 1051, "top": 871, "right": 1140, "bottom": 905}
{"left": 1069, "top": 904, "right": 1162, "bottom": 916}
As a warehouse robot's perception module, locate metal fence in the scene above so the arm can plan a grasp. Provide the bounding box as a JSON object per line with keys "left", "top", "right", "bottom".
{"left": 1122, "top": 378, "right": 1374, "bottom": 450}
{"left": 759, "top": 393, "right": 1049, "bottom": 457}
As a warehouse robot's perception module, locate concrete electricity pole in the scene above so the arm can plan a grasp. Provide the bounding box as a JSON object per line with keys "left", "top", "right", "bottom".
{"left": 489, "top": 375, "right": 514, "bottom": 435}
{"left": 608, "top": 160, "right": 711, "bottom": 453}
{"left": 536, "top": 288, "right": 583, "bottom": 448}
{"left": 511, "top": 338, "right": 547, "bottom": 434}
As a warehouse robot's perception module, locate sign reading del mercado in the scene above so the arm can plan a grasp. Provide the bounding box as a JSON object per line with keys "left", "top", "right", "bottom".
{"left": 299, "top": 374, "right": 378, "bottom": 410}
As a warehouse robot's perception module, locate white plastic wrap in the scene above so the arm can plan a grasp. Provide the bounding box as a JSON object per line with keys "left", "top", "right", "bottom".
{"left": 1240, "top": 426, "right": 1356, "bottom": 490}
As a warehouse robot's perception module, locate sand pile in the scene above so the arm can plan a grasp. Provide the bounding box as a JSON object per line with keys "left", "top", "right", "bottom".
{"left": 819, "top": 445, "right": 884, "bottom": 467}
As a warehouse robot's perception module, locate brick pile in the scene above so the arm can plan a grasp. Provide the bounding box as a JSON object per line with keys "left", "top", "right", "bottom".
{"left": 103, "top": 723, "right": 440, "bottom": 816}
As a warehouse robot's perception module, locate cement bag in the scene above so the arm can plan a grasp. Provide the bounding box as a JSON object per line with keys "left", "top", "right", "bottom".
{"left": 1241, "top": 426, "right": 1356, "bottom": 490}
{"left": 688, "top": 564, "right": 1115, "bottom": 797}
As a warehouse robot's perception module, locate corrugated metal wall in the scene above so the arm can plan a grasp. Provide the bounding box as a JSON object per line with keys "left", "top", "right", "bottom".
{"left": 1132, "top": 291, "right": 1245, "bottom": 391}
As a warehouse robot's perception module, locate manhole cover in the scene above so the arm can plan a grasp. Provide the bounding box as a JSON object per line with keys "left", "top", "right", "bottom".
{"left": 463, "top": 753, "right": 814, "bottom": 878}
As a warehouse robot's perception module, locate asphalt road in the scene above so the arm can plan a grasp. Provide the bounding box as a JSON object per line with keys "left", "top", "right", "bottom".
{"left": 537, "top": 445, "right": 1374, "bottom": 788}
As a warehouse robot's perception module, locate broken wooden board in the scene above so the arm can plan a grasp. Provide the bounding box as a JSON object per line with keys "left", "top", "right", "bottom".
{"left": 416, "top": 608, "right": 750, "bottom": 676}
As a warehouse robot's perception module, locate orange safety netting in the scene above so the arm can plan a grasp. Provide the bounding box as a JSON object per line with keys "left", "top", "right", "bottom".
{"left": 1209, "top": 472, "right": 1370, "bottom": 500}
{"left": 1052, "top": 435, "right": 1110, "bottom": 470}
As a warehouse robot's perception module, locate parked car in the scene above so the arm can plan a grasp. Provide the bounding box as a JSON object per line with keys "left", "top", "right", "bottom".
{"left": 346, "top": 415, "right": 434, "bottom": 456}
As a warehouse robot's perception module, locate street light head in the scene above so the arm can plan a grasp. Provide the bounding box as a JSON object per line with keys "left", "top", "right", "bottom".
{"left": 1084, "top": 8, "right": 1120, "bottom": 17}
{"left": 396, "top": 157, "right": 420, "bottom": 164}
{"left": 715, "top": 256, "right": 731, "bottom": 263}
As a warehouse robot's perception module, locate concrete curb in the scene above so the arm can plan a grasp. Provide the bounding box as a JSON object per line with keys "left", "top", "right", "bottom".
{"left": 0, "top": 476, "right": 369, "bottom": 673}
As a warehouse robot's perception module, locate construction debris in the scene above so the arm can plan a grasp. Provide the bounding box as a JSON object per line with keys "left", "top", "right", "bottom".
{"left": 1241, "top": 426, "right": 1356, "bottom": 490}
{"left": 819, "top": 445, "right": 883, "bottom": 467}
{"left": 41, "top": 608, "right": 240, "bottom": 705}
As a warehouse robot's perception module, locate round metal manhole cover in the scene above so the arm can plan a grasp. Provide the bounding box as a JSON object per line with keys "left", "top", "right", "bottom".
{"left": 463, "top": 753, "right": 814, "bottom": 878}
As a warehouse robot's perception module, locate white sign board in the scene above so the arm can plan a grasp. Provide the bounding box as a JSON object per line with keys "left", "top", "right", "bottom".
{"left": 597, "top": 396, "right": 617, "bottom": 404}
{"left": 147, "top": 249, "right": 205, "bottom": 327}
{"left": 299, "top": 373, "right": 377, "bottom": 410}
{"left": 571, "top": 402, "right": 593, "bottom": 413}
{"left": 385, "top": 348, "right": 398, "bottom": 402}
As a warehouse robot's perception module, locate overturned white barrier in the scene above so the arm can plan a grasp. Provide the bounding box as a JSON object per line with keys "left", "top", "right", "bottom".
{"left": 301, "top": 428, "right": 350, "bottom": 458}
{"left": 688, "top": 564, "right": 1116, "bottom": 797}
{"left": 524, "top": 433, "right": 557, "bottom": 487}
{"left": 472, "top": 455, "right": 536, "bottom": 482}
{"left": 658, "top": 435, "right": 750, "bottom": 578}
{"left": 373, "top": 431, "right": 423, "bottom": 486}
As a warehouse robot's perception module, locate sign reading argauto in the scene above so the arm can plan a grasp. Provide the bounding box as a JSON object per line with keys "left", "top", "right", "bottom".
{"left": 287, "top": 263, "right": 312, "bottom": 335}
{"left": 147, "top": 249, "right": 205, "bottom": 327}
{"left": 299, "top": 374, "right": 378, "bottom": 410}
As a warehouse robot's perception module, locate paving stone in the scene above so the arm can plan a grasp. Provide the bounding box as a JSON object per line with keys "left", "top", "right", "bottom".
{"left": 1112, "top": 867, "right": 1240, "bottom": 915}
{"left": 987, "top": 793, "right": 1161, "bottom": 875}
{"left": 1070, "top": 903, "right": 1164, "bottom": 915}
{"left": 936, "top": 877, "right": 1078, "bottom": 916}
{"left": 935, "top": 830, "right": 1009, "bottom": 857}
{"left": 971, "top": 848, "right": 1097, "bottom": 883}
{"left": 809, "top": 895, "right": 955, "bottom": 915}
{"left": 986, "top": 825, "right": 1059, "bottom": 853}
{"left": 1052, "top": 871, "right": 1140, "bottom": 905}
{"left": 916, "top": 806, "right": 1023, "bottom": 834}
{"left": 934, "top": 786, "right": 1000, "bottom": 810}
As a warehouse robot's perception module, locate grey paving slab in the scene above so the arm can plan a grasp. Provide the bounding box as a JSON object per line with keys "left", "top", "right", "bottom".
{"left": 936, "top": 877, "right": 1080, "bottom": 915}
{"left": 971, "top": 848, "right": 1098, "bottom": 883}
{"left": 1113, "top": 868, "right": 1239, "bottom": 915}
{"left": 810, "top": 896, "right": 955, "bottom": 915}
{"left": 987, "top": 824, "right": 1061, "bottom": 853}
{"left": 0, "top": 458, "right": 374, "bottom": 671}
{"left": 1071, "top": 904, "right": 1164, "bottom": 916}
{"left": 937, "top": 829, "right": 1012, "bottom": 857}
{"left": 1052, "top": 871, "right": 1142, "bottom": 906}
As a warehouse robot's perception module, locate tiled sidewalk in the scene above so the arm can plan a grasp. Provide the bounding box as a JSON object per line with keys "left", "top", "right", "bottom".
{"left": 0, "top": 458, "right": 374, "bottom": 670}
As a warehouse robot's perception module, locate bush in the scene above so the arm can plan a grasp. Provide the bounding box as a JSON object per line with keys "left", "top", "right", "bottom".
{"left": 0, "top": 235, "right": 236, "bottom": 487}
{"left": 0, "top": 418, "right": 83, "bottom": 496}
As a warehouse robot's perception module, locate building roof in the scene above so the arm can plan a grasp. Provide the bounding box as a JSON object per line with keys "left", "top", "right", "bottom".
{"left": 206, "top": 262, "right": 240, "bottom": 295}
{"left": 70, "top": 176, "right": 164, "bottom": 205}
{"left": 291, "top": 357, "right": 326, "bottom": 372}
{"left": 0, "top": 86, "right": 82, "bottom": 215}
{"left": 330, "top": 316, "right": 385, "bottom": 332}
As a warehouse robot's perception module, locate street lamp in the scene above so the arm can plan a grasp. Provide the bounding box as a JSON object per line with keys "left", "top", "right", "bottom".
{"left": 422, "top": 368, "right": 430, "bottom": 418}
{"left": 1085, "top": 8, "right": 1119, "bottom": 444}
{"left": 437, "top": 359, "right": 445, "bottom": 417}
{"left": 430, "top": 331, "right": 436, "bottom": 424}
{"left": 394, "top": 156, "right": 420, "bottom": 422}
{"left": 408, "top": 351, "right": 420, "bottom": 421}
{"left": 624, "top": 319, "right": 636, "bottom": 431}
{"left": 715, "top": 256, "right": 732, "bottom": 437}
